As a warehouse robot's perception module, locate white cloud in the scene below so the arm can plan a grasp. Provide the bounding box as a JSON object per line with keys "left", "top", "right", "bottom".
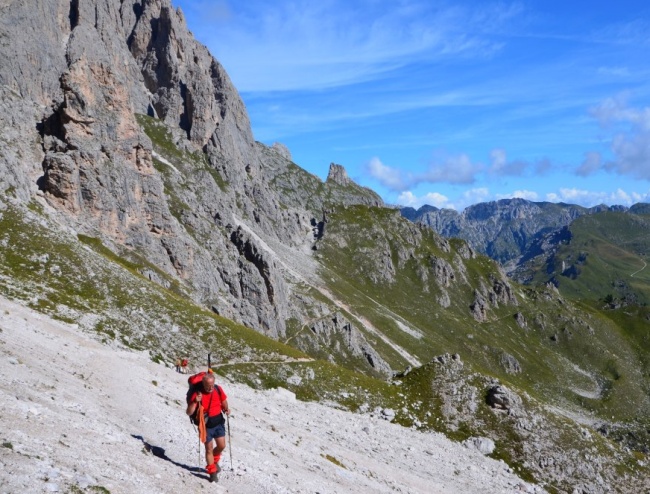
{"left": 487, "top": 149, "right": 553, "bottom": 177}
{"left": 583, "top": 97, "right": 650, "bottom": 180}
{"left": 422, "top": 154, "right": 483, "bottom": 184}
{"left": 576, "top": 151, "right": 602, "bottom": 177}
{"left": 397, "top": 191, "right": 419, "bottom": 207}
{"left": 545, "top": 187, "right": 650, "bottom": 207}
{"left": 397, "top": 191, "right": 453, "bottom": 209}
{"left": 489, "top": 148, "right": 507, "bottom": 170}
{"left": 496, "top": 190, "right": 539, "bottom": 201}
{"left": 455, "top": 188, "right": 491, "bottom": 209}
{"left": 605, "top": 131, "right": 650, "bottom": 179}
{"left": 367, "top": 157, "right": 409, "bottom": 191}
{"left": 593, "top": 19, "right": 650, "bottom": 47}
{"left": 488, "top": 148, "right": 526, "bottom": 176}
{"left": 368, "top": 153, "right": 483, "bottom": 192}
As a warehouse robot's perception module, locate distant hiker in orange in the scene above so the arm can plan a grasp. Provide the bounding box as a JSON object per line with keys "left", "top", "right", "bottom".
{"left": 186, "top": 372, "right": 230, "bottom": 482}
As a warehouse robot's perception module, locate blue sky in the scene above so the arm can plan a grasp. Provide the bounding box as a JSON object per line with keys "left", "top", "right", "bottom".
{"left": 173, "top": 0, "right": 650, "bottom": 210}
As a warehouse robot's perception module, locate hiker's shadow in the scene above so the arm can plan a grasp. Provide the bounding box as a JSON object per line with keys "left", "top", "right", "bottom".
{"left": 131, "top": 434, "right": 207, "bottom": 480}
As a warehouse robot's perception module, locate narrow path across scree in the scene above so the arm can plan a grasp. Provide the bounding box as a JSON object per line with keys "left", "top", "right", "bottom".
{"left": 630, "top": 259, "right": 647, "bottom": 278}
{"left": 212, "top": 358, "right": 314, "bottom": 368}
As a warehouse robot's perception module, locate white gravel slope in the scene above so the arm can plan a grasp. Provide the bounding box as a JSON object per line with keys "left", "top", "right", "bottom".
{"left": 0, "top": 296, "right": 541, "bottom": 493}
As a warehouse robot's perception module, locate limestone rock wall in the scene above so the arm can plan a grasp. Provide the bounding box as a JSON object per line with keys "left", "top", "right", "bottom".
{"left": 0, "top": 0, "right": 388, "bottom": 351}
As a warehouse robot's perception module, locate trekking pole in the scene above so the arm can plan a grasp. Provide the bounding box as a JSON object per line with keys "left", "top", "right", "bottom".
{"left": 227, "top": 412, "right": 233, "bottom": 470}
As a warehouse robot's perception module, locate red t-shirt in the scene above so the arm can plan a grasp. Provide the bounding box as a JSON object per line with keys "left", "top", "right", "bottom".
{"left": 189, "top": 386, "right": 227, "bottom": 417}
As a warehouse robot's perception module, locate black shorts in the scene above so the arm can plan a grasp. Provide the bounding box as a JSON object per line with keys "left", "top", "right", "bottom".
{"left": 206, "top": 423, "right": 226, "bottom": 443}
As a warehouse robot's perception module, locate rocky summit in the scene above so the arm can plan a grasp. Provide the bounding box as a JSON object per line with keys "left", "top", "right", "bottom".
{"left": 1, "top": 2, "right": 649, "bottom": 493}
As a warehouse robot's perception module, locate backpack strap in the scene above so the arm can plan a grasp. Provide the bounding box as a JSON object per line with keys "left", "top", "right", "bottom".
{"left": 206, "top": 389, "right": 214, "bottom": 416}
{"left": 205, "top": 386, "right": 225, "bottom": 417}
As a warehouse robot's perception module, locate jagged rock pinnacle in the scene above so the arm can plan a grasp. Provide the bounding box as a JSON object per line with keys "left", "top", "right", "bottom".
{"left": 327, "top": 163, "right": 351, "bottom": 186}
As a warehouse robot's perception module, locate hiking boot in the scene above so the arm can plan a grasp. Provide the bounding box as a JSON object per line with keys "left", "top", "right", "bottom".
{"left": 209, "top": 472, "right": 218, "bottom": 483}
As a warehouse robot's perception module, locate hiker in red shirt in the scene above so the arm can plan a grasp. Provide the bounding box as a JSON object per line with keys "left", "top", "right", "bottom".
{"left": 186, "top": 372, "right": 230, "bottom": 482}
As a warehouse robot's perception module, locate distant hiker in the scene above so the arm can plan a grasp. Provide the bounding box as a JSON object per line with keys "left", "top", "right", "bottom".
{"left": 186, "top": 372, "right": 230, "bottom": 482}
{"left": 180, "top": 358, "right": 189, "bottom": 374}
{"left": 175, "top": 358, "right": 182, "bottom": 373}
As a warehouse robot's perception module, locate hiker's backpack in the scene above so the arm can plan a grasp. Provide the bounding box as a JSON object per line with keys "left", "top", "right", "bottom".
{"left": 186, "top": 371, "right": 224, "bottom": 426}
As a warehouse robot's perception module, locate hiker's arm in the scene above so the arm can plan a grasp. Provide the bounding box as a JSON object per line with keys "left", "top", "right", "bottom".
{"left": 221, "top": 399, "right": 230, "bottom": 415}
{"left": 186, "top": 392, "right": 202, "bottom": 415}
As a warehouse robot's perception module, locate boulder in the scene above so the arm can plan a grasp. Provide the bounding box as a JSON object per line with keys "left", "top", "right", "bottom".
{"left": 486, "top": 385, "right": 522, "bottom": 411}
{"left": 463, "top": 437, "right": 496, "bottom": 455}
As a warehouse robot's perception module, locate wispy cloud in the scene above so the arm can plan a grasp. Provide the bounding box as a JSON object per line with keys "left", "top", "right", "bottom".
{"left": 461, "top": 188, "right": 491, "bottom": 207}
{"left": 592, "top": 19, "right": 650, "bottom": 46}
{"left": 597, "top": 66, "right": 631, "bottom": 78}
{"left": 180, "top": 0, "right": 232, "bottom": 21}
{"left": 189, "top": 0, "right": 522, "bottom": 93}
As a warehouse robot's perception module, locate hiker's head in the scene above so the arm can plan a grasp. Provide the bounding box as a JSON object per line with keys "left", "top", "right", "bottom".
{"left": 202, "top": 373, "right": 215, "bottom": 392}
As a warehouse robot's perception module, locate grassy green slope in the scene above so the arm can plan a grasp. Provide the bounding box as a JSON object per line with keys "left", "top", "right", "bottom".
{"left": 315, "top": 205, "right": 650, "bottom": 424}
{"left": 541, "top": 211, "right": 650, "bottom": 304}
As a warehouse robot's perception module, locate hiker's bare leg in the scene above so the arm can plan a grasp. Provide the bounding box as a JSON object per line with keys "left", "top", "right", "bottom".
{"left": 213, "top": 436, "right": 226, "bottom": 460}
{"left": 204, "top": 439, "right": 215, "bottom": 465}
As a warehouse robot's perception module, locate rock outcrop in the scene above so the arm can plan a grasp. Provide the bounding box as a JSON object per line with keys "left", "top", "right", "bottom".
{"left": 308, "top": 312, "right": 391, "bottom": 376}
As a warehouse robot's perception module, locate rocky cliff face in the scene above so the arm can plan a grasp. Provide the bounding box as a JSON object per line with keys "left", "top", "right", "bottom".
{"left": 0, "top": 0, "right": 385, "bottom": 345}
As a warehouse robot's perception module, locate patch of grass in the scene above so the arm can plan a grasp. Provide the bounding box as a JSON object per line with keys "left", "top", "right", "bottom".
{"left": 322, "top": 454, "right": 347, "bottom": 469}
{"left": 135, "top": 113, "right": 228, "bottom": 193}
{"left": 2, "top": 441, "right": 13, "bottom": 449}
{"left": 88, "top": 487, "right": 111, "bottom": 494}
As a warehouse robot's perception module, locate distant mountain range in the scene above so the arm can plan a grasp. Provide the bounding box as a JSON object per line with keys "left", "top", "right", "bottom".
{"left": 401, "top": 199, "right": 649, "bottom": 270}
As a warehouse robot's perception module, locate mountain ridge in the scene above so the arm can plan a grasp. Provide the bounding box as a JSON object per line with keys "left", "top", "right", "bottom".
{"left": 401, "top": 198, "right": 643, "bottom": 268}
